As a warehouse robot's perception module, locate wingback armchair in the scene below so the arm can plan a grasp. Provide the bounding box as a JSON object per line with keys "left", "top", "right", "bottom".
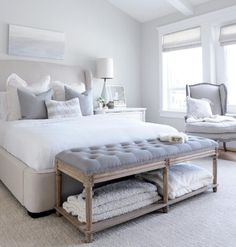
{"left": 185, "top": 82, "right": 236, "bottom": 151}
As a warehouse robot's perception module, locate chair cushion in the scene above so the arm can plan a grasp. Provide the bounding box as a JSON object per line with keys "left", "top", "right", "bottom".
{"left": 185, "top": 121, "right": 236, "bottom": 134}
{"left": 56, "top": 136, "right": 217, "bottom": 175}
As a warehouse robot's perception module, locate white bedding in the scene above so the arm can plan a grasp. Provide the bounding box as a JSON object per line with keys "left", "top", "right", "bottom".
{"left": 0, "top": 115, "right": 178, "bottom": 171}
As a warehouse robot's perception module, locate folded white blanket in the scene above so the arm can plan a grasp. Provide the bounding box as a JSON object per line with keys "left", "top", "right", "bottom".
{"left": 187, "top": 115, "right": 235, "bottom": 123}
{"left": 138, "top": 163, "right": 213, "bottom": 200}
{"left": 63, "top": 191, "right": 160, "bottom": 219}
{"left": 159, "top": 132, "right": 189, "bottom": 144}
{"left": 67, "top": 179, "right": 157, "bottom": 208}
{"left": 63, "top": 178, "right": 160, "bottom": 222}
{"left": 78, "top": 195, "right": 159, "bottom": 222}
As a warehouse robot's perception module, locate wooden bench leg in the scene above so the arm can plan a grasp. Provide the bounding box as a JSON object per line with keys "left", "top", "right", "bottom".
{"left": 84, "top": 232, "right": 92, "bottom": 243}
{"left": 213, "top": 154, "right": 217, "bottom": 193}
{"left": 84, "top": 182, "right": 93, "bottom": 243}
{"left": 223, "top": 142, "right": 227, "bottom": 152}
{"left": 55, "top": 164, "right": 62, "bottom": 216}
{"left": 162, "top": 165, "right": 169, "bottom": 213}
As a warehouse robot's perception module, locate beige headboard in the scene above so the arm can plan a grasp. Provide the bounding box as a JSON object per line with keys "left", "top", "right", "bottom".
{"left": 0, "top": 60, "right": 92, "bottom": 91}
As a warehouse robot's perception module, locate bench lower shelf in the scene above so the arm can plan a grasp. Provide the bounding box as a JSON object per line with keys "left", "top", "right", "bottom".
{"left": 55, "top": 183, "right": 217, "bottom": 235}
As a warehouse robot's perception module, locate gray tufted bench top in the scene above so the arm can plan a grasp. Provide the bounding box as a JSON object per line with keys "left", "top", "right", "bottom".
{"left": 56, "top": 136, "right": 218, "bottom": 175}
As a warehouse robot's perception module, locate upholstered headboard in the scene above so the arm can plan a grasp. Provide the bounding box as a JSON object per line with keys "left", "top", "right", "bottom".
{"left": 0, "top": 60, "right": 92, "bottom": 91}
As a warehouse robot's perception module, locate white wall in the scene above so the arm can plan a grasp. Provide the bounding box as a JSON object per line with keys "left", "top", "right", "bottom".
{"left": 141, "top": 0, "right": 236, "bottom": 130}
{"left": 0, "top": 0, "right": 141, "bottom": 106}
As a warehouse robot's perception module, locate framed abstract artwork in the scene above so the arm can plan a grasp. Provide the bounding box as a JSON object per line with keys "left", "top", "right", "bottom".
{"left": 8, "top": 24, "right": 65, "bottom": 60}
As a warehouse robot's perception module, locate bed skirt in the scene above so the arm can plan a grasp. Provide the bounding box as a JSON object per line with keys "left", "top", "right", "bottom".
{"left": 0, "top": 147, "right": 83, "bottom": 213}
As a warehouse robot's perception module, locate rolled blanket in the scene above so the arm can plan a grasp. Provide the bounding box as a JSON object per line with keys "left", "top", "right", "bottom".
{"left": 138, "top": 163, "right": 213, "bottom": 199}
{"left": 159, "top": 132, "right": 189, "bottom": 144}
{"left": 67, "top": 178, "right": 157, "bottom": 208}
{"left": 63, "top": 191, "right": 159, "bottom": 217}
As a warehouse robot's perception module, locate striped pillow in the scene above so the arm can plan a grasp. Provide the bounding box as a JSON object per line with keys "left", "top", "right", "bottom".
{"left": 45, "top": 98, "right": 82, "bottom": 119}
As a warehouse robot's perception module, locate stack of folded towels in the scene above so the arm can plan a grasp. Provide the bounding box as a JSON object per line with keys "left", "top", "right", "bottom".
{"left": 63, "top": 178, "right": 161, "bottom": 223}
{"left": 138, "top": 163, "right": 213, "bottom": 200}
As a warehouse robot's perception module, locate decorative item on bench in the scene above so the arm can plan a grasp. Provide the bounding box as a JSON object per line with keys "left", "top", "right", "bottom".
{"left": 138, "top": 163, "right": 213, "bottom": 200}
{"left": 159, "top": 133, "right": 189, "bottom": 144}
{"left": 63, "top": 178, "right": 161, "bottom": 223}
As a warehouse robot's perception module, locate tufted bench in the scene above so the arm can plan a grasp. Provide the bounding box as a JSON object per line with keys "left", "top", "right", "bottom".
{"left": 55, "top": 136, "right": 218, "bottom": 243}
{"left": 56, "top": 136, "right": 217, "bottom": 175}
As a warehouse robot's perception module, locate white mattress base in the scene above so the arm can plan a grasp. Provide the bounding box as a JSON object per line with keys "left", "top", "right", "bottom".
{"left": 0, "top": 147, "right": 56, "bottom": 213}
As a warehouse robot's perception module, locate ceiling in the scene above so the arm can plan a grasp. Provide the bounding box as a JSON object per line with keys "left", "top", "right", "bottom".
{"left": 107, "top": 0, "right": 212, "bottom": 23}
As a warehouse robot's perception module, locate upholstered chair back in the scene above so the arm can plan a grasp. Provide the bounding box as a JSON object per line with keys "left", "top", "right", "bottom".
{"left": 186, "top": 83, "right": 227, "bottom": 115}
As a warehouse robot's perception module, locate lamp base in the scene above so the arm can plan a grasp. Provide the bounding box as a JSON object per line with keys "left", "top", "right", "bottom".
{"left": 101, "top": 78, "right": 108, "bottom": 102}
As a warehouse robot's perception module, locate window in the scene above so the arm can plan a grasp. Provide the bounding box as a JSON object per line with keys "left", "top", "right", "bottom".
{"left": 220, "top": 23, "right": 236, "bottom": 111}
{"left": 162, "top": 27, "right": 203, "bottom": 112}
{"left": 162, "top": 47, "right": 203, "bottom": 112}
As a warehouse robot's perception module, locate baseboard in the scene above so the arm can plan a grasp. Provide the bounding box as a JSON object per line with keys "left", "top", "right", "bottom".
{"left": 27, "top": 209, "right": 55, "bottom": 218}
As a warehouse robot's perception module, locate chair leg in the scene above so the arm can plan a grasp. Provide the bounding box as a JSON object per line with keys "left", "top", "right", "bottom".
{"left": 223, "top": 142, "right": 227, "bottom": 152}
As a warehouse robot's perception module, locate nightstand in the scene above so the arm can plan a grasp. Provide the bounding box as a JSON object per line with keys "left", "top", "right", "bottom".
{"left": 94, "top": 107, "right": 146, "bottom": 122}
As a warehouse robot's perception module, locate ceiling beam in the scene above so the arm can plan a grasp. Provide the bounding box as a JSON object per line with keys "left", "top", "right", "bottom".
{"left": 166, "top": 0, "right": 194, "bottom": 16}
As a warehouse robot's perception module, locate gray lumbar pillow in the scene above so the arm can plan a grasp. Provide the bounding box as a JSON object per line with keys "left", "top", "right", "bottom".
{"left": 64, "top": 86, "right": 93, "bottom": 116}
{"left": 17, "top": 88, "right": 53, "bottom": 119}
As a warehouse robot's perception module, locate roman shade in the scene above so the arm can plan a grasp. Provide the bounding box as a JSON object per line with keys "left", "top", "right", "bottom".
{"left": 219, "top": 23, "right": 236, "bottom": 46}
{"left": 162, "top": 27, "right": 201, "bottom": 52}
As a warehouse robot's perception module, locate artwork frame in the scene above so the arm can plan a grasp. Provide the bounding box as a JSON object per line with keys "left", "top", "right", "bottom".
{"left": 106, "top": 85, "right": 126, "bottom": 108}
{"left": 8, "top": 24, "right": 65, "bottom": 60}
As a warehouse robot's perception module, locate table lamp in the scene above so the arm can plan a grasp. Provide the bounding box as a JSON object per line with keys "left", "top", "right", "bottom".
{"left": 96, "top": 58, "right": 114, "bottom": 102}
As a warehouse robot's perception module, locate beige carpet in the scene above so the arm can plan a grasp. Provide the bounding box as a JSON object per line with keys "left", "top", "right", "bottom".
{"left": 1, "top": 158, "right": 236, "bottom": 247}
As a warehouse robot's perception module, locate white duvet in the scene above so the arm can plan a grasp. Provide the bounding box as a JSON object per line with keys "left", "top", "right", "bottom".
{"left": 0, "top": 115, "right": 178, "bottom": 171}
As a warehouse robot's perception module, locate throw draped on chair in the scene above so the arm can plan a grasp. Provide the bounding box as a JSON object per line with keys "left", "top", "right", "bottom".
{"left": 185, "top": 82, "right": 236, "bottom": 151}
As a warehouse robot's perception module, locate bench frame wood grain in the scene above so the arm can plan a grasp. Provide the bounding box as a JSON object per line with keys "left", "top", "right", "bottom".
{"left": 55, "top": 148, "right": 218, "bottom": 243}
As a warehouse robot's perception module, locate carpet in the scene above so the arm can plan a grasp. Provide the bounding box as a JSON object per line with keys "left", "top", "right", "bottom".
{"left": 1, "top": 158, "right": 236, "bottom": 247}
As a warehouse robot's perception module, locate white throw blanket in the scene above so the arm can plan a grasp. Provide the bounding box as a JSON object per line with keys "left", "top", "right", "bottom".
{"left": 138, "top": 163, "right": 213, "bottom": 200}
{"left": 63, "top": 179, "right": 160, "bottom": 222}
{"left": 187, "top": 115, "right": 235, "bottom": 123}
{"left": 159, "top": 132, "right": 189, "bottom": 144}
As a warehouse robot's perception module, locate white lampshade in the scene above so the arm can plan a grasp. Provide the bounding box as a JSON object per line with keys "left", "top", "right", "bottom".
{"left": 96, "top": 58, "right": 114, "bottom": 79}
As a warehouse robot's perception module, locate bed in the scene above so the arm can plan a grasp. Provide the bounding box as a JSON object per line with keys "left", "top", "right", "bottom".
{"left": 0, "top": 59, "right": 182, "bottom": 215}
{"left": 0, "top": 115, "right": 179, "bottom": 214}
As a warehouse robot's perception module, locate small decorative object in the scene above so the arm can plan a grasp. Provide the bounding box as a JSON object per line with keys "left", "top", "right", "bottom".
{"left": 96, "top": 97, "right": 106, "bottom": 109}
{"left": 8, "top": 24, "right": 65, "bottom": 60}
{"left": 96, "top": 58, "right": 114, "bottom": 103}
{"left": 107, "top": 101, "right": 114, "bottom": 109}
{"left": 106, "top": 85, "right": 126, "bottom": 108}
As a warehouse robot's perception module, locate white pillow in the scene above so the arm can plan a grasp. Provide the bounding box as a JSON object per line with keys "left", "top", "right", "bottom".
{"left": 186, "top": 97, "right": 213, "bottom": 119}
{"left": 6, "top": 73, "right": 51, "bottom": 120}
{"left": 50, "top": 81, "right": 85, "bottom": 101}
{"left": 0, "top": 92, "right": 8, "bottom": 120}
{"left": 45, "top": 98, "right": 82, "bottom": 119}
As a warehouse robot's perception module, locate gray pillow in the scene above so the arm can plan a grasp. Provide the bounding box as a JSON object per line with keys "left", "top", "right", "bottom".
{"left": 64, "top": 86, "right": 93, "bottom": 116}
{"left": 17, "top": 88, "right": 53, "bottom": 119}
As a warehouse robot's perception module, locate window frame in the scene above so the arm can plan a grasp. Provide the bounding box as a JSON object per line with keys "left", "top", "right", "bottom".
{"left": 161, "top": 45, "right": 203, "bottom": 113}
{"left": 158, "top": 25, "right": 208, "bottom": 118}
